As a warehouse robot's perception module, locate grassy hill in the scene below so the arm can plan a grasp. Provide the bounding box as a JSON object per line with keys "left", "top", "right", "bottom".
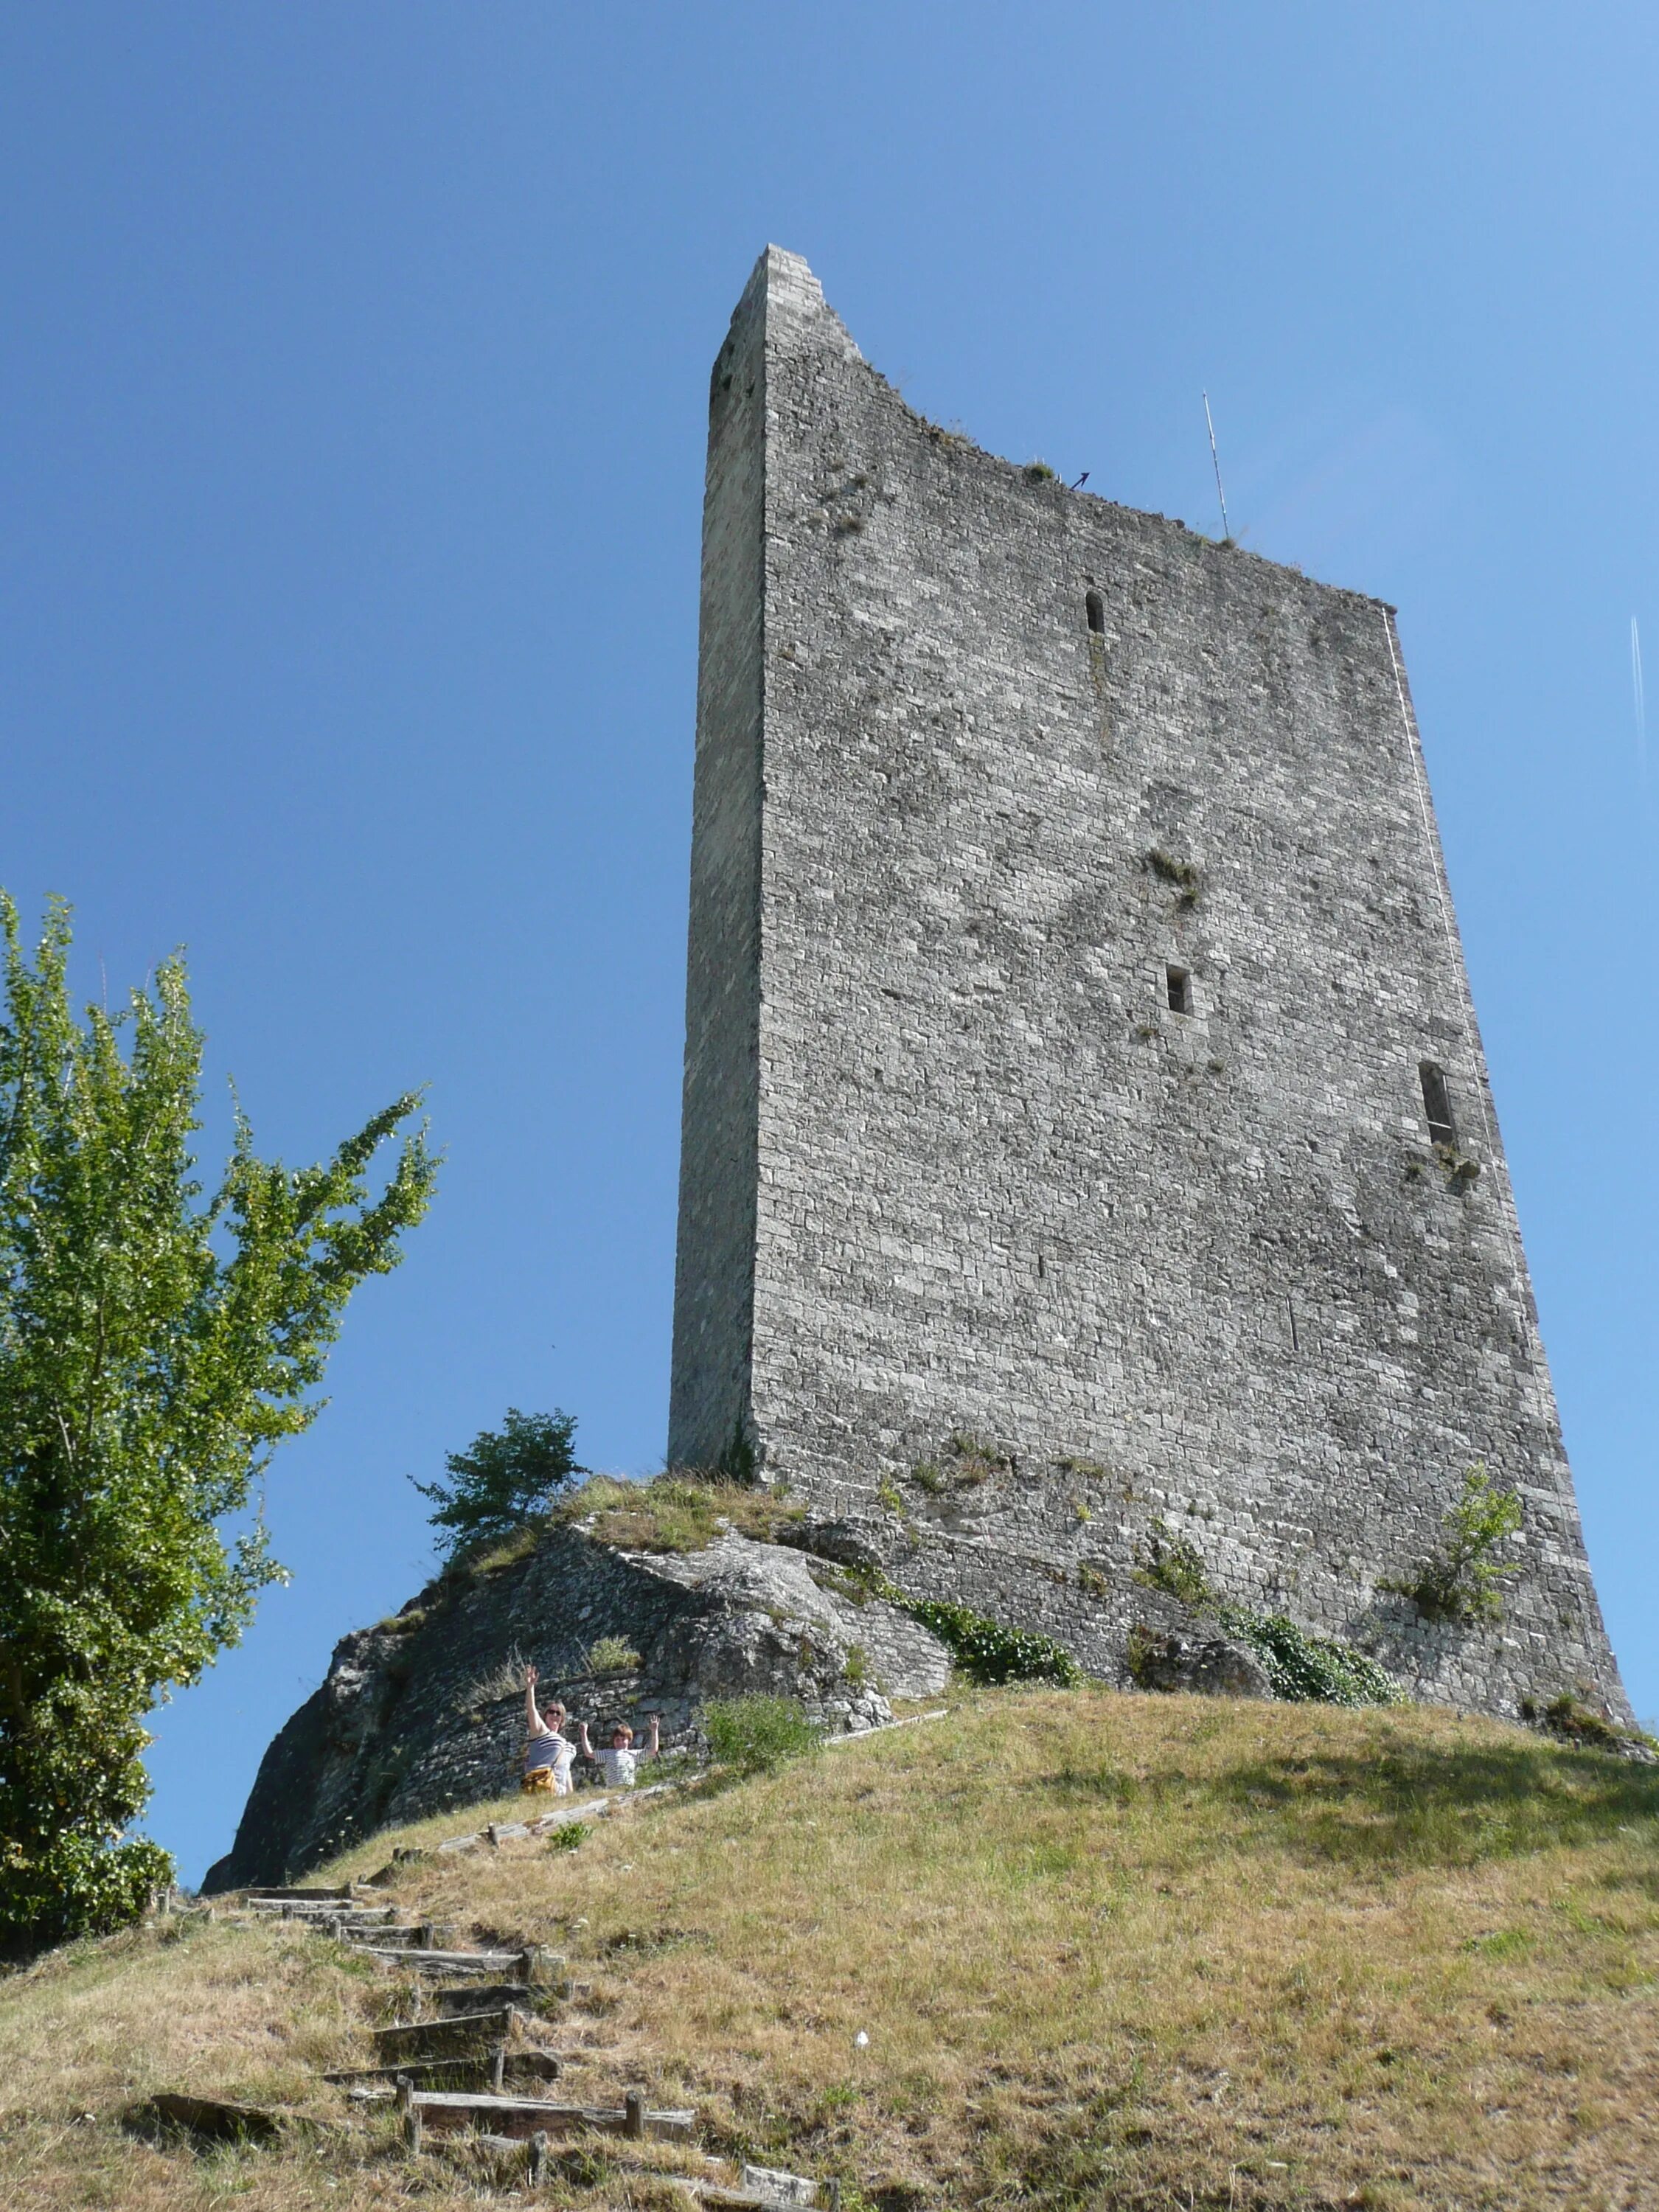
{"left": 2, "top": 1688, "right": 1655, "bottom": 2210}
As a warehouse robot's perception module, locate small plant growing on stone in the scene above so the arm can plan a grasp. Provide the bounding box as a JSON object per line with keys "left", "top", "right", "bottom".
{"left": 1385, "top": 1463, "right": 1521, "bottom": 1625}
{"left": 1143, "top": 848, "right": 1201, "bottom": 908}
{"left": 461, "top": 1646, "right": 534, "bottom": 1704}
{"left": 913, "top": 1459, "right": 947, "bottom": 1495}
{"left": 843, "top": 1641, "right": 869, "bottom": 1688}
{"left": 941, "top": 1430, "right": 1012, "bottom": 1486}
{"left": 1521, "top": 1689, "right": 1655, "bottom": 1754}
{"left": 704, "top": 1694, "right": 824, "bottom": 1776}
{"left": 1434, "top": 1141, "right": 1482, "bottom": 1190}
{"left": 1024, "top": 459, "right": 1057, "bottom": 481}
{"left": 1077, "top": 1561, "right": 1110, "bottom": 1599}
{"left": 877, "top": 1475, "right": 905, "bottom": 1515}
{"left": 1133, "top": 1517, "right": 1214, "bottom": 1610}
{"left": 717, "top": 1419, "right": 759, "bottom": 1486}
{"left": 585, "top": 1635, "right": 642, "bottom": 1674}
{"left": 1124, "top": 1621, "right": 1158, "bottom": 1688}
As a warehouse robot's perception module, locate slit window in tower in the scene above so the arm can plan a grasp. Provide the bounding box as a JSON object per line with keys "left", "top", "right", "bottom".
{"left": 1420, "top": 1060, "right": 1455, "bottom": 1146}
{"left": 1166, "top": 965, "right": 1194, "bottom": 1015}
{"left": 1085, "top": 588, "right": 1105, "bottom": 634}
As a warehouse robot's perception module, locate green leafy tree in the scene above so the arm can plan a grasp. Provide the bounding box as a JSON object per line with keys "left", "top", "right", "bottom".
{"left": 1388, "top": 1462, "right": 1523, "bottom": 1625}
{"left": 0, "top": 895, "right": 436, "bottom": 1951}
{"left": 413, "top": 1407, "right": 582, "bottom": 1561}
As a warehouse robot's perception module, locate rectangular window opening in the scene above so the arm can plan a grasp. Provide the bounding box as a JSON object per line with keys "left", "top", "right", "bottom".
{"left": 1166, "top": 964, "right": 1193, "bottom": 1015}
{"left": 1419, "top": 1060, "right": 1455, "bottom": 1146}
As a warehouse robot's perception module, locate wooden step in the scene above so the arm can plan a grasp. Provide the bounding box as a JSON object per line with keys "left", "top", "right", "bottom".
{"left": 664, "top": 2171, "right": 836, "bottom": 2211}
{"left": 124, "top": 2093, "right": 285, "bottom": 2147}
{"left": 246, "top": 1901, "right": 393, "bottom": 1924}
{"left": 336, "top": 1921, "right": 434, "bottom": 1950}
{"left": 398, "top": 2081, "right": 693, "bottom": 2148}
{"left": 430, "top": 1981, "right": 557, "bottom": 2017}
{"left": 357, "top": 1944, "right": 526, "bottom": 1974}
{"left": 371, "top": 2007, "right": 521, "bottom": 2063}
{"left": 327, "top": 2051, "right": 560, "bottom": 2094}
{"left": 240, "top": 1885, "right": 356, "bottom": 1902}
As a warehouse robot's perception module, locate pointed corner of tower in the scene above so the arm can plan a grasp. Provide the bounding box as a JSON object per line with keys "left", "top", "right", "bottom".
{"left": 728, "top": 243, "right": 863, "bottom": 365}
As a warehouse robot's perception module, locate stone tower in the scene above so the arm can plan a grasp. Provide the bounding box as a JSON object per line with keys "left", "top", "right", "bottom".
{"left": 668, "top": 246, "right": 1628, "bottom": 1723}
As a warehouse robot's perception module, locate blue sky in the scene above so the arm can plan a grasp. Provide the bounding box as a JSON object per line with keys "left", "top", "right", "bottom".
{"left": 3, "top": 6, "right": 1655, "bottom": 1882}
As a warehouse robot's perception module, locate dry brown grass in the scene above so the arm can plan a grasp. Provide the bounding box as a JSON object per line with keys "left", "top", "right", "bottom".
{"left": 3, "top": 1690, "right": 1656, "bottom": 2210}
{"left": 552, "top": 1472, "right": 807, "bottom": 1554}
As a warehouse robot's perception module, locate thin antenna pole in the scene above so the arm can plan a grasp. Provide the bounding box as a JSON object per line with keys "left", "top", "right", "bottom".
{"left": 1203, "top": 392, "right": 1231, "bottom": 543}
{"left": 1632, "top": 616, "right": 1646, "bottom": 787}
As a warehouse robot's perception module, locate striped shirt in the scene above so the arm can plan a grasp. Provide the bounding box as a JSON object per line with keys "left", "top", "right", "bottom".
{"left": 524, "top": 1730, "right": 574, "bottom": 1785}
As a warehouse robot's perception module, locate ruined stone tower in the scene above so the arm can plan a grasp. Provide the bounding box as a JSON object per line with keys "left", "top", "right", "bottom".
{"left": 668, "top": 246, "right": 1628, "bottom": 1723}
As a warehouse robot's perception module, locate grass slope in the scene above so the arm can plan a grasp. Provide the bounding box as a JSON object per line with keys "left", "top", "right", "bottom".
{"left": 2, "top": 1691, "right": 1655, "bottom": 2210}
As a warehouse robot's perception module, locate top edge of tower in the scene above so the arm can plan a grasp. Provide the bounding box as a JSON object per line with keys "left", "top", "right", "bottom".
{"left": 715, "top": 247, "right": 1397, "bottom": 616}
{"left": 722, "top": 243, "right": 864, "bottom": 368}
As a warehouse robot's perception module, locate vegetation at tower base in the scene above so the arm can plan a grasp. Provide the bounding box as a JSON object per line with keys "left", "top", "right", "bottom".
{"left": 4, "top": 1691, "right": 1658, "bottom": 2211}
{"left": 1382, "top": 1461, "right": 1524, "bottom": 1625}
{"left": 1214, "top": 1610, "right": 1409, "bottom": 1709}
{"left": 0, "top": 894, "right": 436, "bottom": 1953}
{"left": 877, "top": 1588, "right": 1083, "bottom": 1688}
{"left": 410, "top": 1407, "right": 582, "bottom": 1563}
{"left": 1123, "top": 1515, "right": 1405, "bottom": 1708}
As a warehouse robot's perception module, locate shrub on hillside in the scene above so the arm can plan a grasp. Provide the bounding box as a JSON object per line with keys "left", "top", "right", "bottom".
{"left": 704, "top": 1695, "right": 823, "bottom": 1775}
{"left": 1220, "top": 1609, "right": 1406, "bottom": 1708}
{"left": 902, "top": 1596, "right": 1084, "bottom": 1687}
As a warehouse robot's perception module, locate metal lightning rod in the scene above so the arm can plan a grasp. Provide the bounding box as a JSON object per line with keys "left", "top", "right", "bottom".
{"left": 1203, "top": 391, "right": 1231, "bottom": 543}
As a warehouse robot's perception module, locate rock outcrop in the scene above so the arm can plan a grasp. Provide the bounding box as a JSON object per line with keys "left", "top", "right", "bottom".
{"left": 203, "top": 1524, "right": 948, "bottom": 1890}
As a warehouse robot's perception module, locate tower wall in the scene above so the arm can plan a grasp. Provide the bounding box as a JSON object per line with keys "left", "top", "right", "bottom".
{"left": 669, "top": 247, "right": 1629, "bottom": 1725}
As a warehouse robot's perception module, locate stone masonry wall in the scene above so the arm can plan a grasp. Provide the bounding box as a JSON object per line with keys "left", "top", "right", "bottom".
{"left": 203, "top": 1522, "right": 948, "bottom": 1889}
{"left": 667, "top": 246, "right": 1630, "bottom": 1728}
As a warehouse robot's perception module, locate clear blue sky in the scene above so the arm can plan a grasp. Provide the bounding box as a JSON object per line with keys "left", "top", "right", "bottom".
{"left": 3, "top": 6, "right": 1654, "bottom": 1882}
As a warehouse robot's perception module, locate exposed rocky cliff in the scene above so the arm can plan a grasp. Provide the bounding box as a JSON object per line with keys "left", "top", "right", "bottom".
{"left": 203, "top": 1520, "right": 949, "bottom": 1890}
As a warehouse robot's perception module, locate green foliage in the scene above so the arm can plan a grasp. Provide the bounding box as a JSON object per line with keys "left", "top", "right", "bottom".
{"left": 585, "top": 1635, "right": 642, "bottom": 1674}
{"left": 1132, "top": 1517, "right": 1214, "bottom": 1610}
{"left": 1387, "top": 1464, "right": 1522, "bottom": 1625}
{"left": 548, "top": 1821, "right": 588, "bottom": 1851}
{"left": 1023, "top": 460, "right": 1057, "bottom": 482}
{"left": 1220, "top": 1609, "right": 1407, "bottom": 1708}
{"left": 900, "top": 1595, "right": 1084, "bottom": 1687}
{"left": 0, "top": 894, "right": 435, "bottom": 1951}
{"left": 1144, "top": 849, "right": 1202, "bottom": 907}
{"left": 460, "top": 1523, "right": 546, "bottom": 1577}
{"left": 716, "top": 1419, "right": 758, "bottom": 1486}
{"left": 1524, "top": 1691, "right": 1656, "bottom": 1756}
{"left": 703, "top": 1694, "right": 824, "bottom": 1775}
{"left": 413, "top": 1408, "right": 581, "bottom": 1563}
